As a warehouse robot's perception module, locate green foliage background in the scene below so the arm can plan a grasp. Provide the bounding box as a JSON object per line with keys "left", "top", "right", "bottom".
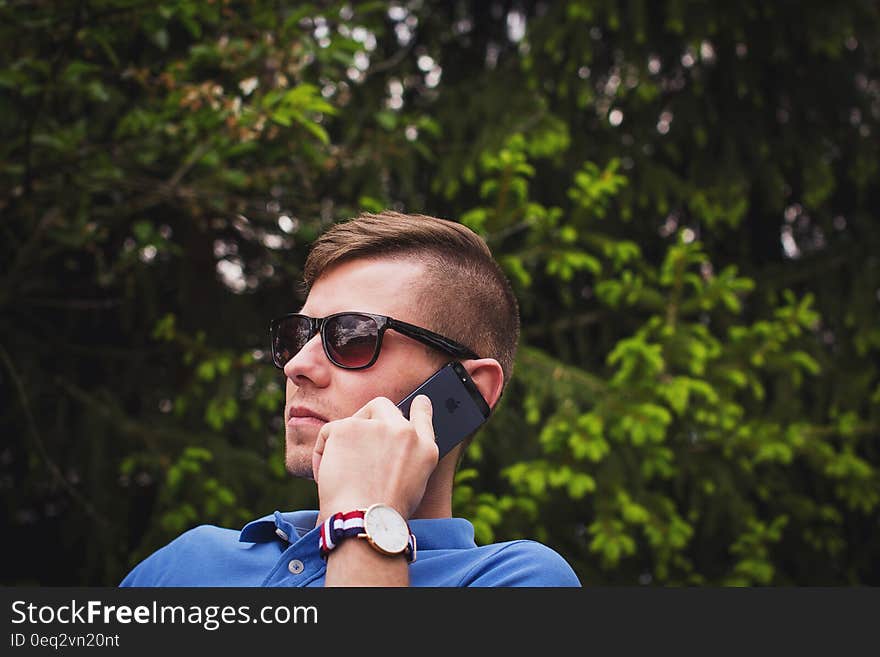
{"left": 1, "top": 0, "right": 878, "bottom": 586}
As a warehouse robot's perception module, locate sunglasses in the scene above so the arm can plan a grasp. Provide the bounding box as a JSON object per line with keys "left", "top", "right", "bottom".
{"left": 269, "top": 311, "right": 480, "bottom": 370}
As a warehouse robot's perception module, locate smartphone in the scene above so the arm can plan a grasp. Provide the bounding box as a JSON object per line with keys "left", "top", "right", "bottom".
{"left": 396, "top": 361, "right": 491, "bottom": 459}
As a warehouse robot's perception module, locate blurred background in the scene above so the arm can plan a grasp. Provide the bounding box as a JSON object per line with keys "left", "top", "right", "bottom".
{"left": 1, "top": 0, "right": 878, "bottom": 586}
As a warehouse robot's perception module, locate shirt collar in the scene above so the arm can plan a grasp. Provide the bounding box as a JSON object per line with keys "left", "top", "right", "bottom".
{"left": 238, "top": 510, "right": 317, "bottom": 544}
{"left": 239, "top": 510, "right": 477, "bottom": 550}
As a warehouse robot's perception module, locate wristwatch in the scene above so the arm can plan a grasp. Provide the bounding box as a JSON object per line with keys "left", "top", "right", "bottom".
{"left": 319, "top": 503, "right": 417, "bottom": 562}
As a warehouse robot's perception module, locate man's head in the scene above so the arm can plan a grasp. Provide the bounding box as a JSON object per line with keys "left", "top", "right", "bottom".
{"left": 280, "top": 211, "right": 520, "bottom": 478}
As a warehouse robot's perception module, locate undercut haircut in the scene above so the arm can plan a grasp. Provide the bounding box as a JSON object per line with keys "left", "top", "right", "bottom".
{"left": 301, "top": 210, "right": 520, "bottom": 389}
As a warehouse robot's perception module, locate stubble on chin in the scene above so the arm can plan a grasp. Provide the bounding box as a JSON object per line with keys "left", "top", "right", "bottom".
{"left": 284, "top": 427, "right": 316, "bottom": 479}
{"left": 285, "top": 450, "right": 314, "bottom": 479}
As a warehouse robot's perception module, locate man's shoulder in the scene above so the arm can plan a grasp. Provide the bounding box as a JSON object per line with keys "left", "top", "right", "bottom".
{"left": 119, "top": 523, "right": 244, "bottom": 587}
{"left": 460, "top": 538, "right": 582, "bottom": 587}
{"left": 161, "top": 523, "right": 242, "bottom": 553}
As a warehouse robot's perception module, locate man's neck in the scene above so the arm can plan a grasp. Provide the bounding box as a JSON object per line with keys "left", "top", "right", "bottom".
{"left": 410, "top": 458, "right": 455, "bottom": 519}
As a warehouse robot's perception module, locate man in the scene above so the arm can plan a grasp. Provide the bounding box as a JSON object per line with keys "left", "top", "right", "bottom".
{"left": 121, "top": 211, "right": 581, "bottom": 586}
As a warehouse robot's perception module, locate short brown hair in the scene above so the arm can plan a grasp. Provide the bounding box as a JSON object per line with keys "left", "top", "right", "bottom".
{"left": 302, "top": 211, "right": 520, "bottom": 387}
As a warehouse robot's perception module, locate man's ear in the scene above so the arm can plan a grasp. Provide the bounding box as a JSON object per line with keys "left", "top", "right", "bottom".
{"left": 463, "top": 358, "right": 505, "bottom": 410}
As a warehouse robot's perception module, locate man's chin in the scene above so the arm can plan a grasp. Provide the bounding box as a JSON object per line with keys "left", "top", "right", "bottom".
{"left": 284, "top": 450, "right": 315, "bottom": 479}
{"left": 284, "top": 430, "right": 316, "bottom": 479}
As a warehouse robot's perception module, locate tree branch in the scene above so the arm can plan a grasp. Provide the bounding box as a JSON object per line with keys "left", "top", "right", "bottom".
{"left": 0, "top": 343, "right": 111, "bottom": 529}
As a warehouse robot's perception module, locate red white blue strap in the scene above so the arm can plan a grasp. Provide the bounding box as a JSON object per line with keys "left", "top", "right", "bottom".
{"left": 319, "top": 510, "right": 366, "bottom": 557}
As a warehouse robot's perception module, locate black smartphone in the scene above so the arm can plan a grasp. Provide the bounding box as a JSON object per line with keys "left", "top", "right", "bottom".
{"left": 396, "top": 361, "right": 491, "bottom": 459}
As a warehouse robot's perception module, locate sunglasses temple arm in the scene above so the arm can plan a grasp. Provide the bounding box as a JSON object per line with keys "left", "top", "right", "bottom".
{"left": 389, "top": 319, "right": 478, "bottom": 360}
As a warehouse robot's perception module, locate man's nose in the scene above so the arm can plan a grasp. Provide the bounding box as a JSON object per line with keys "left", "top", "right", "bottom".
{"left": 283, "top": 333, "right": 330, "bottom": 384}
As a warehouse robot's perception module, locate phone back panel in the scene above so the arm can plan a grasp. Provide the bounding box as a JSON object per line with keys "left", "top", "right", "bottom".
{"left": 396, "top": 362, "right": 490, "bottom": 459}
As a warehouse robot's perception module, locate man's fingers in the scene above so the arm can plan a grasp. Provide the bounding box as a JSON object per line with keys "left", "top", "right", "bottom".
{"left": 312, "top": 422, "right": 332, "bottom": 481}
{"left": 314, "top": 422, "right": 330, "bottom": 456}
{"left": 350, "top": 394, "right": 435, "bottom": 440}
{"left": 408, "top": 394, "right": 435, "bottom": 443}
{"left": 351, "top": 395, "right": 404, "bottom": 421}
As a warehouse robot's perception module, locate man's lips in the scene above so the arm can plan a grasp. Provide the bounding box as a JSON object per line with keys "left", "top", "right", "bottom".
{"left": 287, "top": 406, "right": 329, "bottom": 425}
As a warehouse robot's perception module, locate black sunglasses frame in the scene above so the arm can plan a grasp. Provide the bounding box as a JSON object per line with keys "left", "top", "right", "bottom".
{"left": 269, "top": 311, "right": 480, "bottom": 370}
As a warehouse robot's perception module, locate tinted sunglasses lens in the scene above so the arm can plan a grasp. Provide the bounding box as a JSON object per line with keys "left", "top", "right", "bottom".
{"left": 324, "top": 314, "right": 380, "bottom": 368}
{"left": 273, "top": 316, "right": 313, "bottom": 367}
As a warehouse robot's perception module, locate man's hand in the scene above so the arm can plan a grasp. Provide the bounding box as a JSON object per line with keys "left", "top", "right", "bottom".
{"left": 312, "top": 394, "right": 437, "bottom": 519}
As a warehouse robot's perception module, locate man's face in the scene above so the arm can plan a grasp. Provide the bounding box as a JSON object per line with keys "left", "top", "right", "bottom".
{"left": 282, "top": 257, "right": 444, "bottom": 478}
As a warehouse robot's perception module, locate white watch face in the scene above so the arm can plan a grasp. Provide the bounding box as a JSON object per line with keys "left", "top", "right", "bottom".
{"left": 364, "top": 504, "right": 409, "bottom": 554}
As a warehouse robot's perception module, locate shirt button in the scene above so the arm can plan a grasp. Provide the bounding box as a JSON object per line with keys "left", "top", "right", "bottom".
{"left": 275, "top": 528, "right": 289, "bottom": 542}
{"left": 288, "top": 559, "right": 305, "bottom": 575}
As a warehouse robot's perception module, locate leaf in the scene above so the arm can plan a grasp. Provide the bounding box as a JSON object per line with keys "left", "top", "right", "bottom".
{"left": 567, "top": 473, "right": 596, "bottom": 498}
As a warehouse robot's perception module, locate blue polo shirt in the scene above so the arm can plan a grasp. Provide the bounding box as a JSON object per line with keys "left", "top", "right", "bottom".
{"left": 119, "top": 510, "right": 581, "bottom": 587}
